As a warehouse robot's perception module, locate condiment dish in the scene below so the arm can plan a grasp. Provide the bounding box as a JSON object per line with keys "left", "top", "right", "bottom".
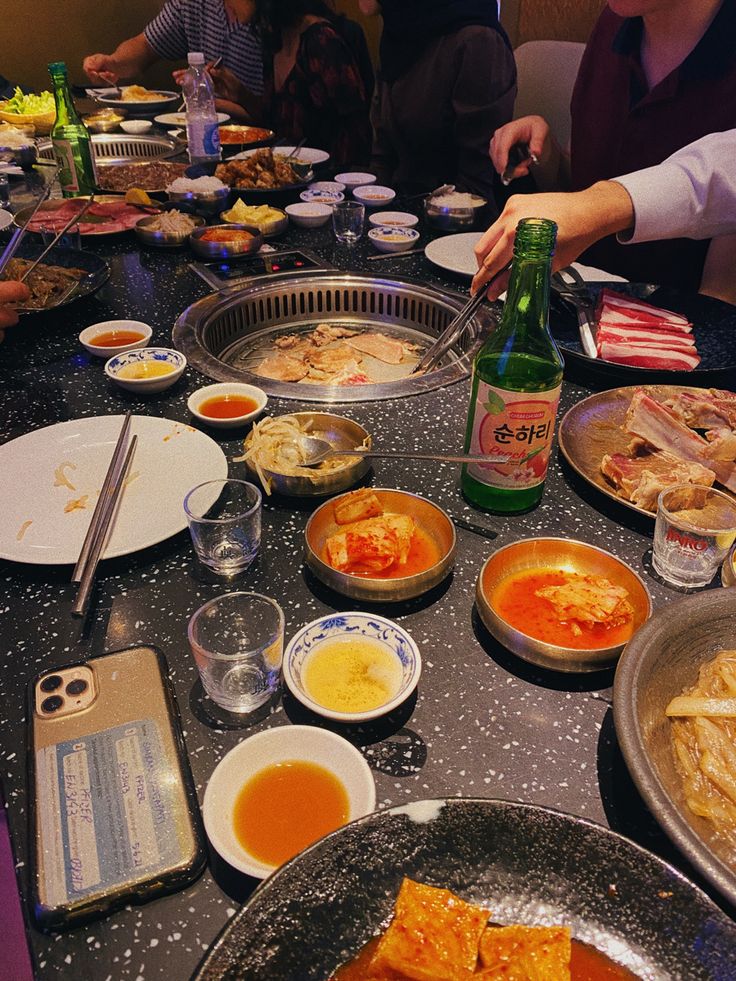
{"left": 283, "top": 611, "right": 421, "bottom": 722}
{"left": 202, "top": 725, "right": 375, "bottom": 878}
{"left": 120, "top": 119, "right": 153, "bottom": 134}
{"left": 189, "top": 222, "right": 263, "bottom": 259}
{"left": 368, "top": 211, "right": 419, "bottom": 229}
{"left": 299, "top": 187, "right": 344, "bottom": 205}
{"left": 368, "top": 226, "right": 420, "bottom": 253}
{"left": 105, "top": 347, "right": 186, "bottom": 393}
{"left": 80, "top": 319, "right": 152, "bottom": 357}
{"left": 188, "top": 382, "right": 267, "bottom": 428}
{"left": 334, "top": 171, "right": 376, "bottom": 191}
{"left": 475, "top": 538, "right": 652, "bottom": 673}
{"left": 353, "top": 185, "right": 396, "bottom": 208}
{"left": 284, "top": 202, "right": 332, "bottom": 228}
{"left": 307, "top": 180, "right": 346, "bottom": 194}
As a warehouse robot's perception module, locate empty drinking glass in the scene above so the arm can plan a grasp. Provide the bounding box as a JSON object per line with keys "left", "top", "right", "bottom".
{"left": 332, "top": 201, "right": 365, "bottom": 246}
{"left": 653, "top": 484, "right": 736, "bottom": 588}
{"left": 184, "top": 479, "right": 262, "bottom": 575}
{"left": 188, "top": 592, "right": 284, "bottom": 713}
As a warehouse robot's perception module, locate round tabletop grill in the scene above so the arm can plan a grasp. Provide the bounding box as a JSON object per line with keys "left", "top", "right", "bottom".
{"left": 37, "top": 132, "right": 181, "bottom": 164}
{"left": 173, "top": 272, "right": 497, "bottom": 403}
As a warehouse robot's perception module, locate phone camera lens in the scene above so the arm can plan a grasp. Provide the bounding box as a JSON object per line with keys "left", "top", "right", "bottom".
{"left": 41, "top": 695, "right": 64, "bottom": 713}
{"left": 66, "top": 679, "right": 88, "bottom": 697}
{"left": 40, "top": 675, "right": 63, "bottom": 693}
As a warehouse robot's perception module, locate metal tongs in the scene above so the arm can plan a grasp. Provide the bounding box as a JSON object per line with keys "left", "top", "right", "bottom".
{"left": 412, "top": 261, "right": 511, "bottom": 375}
{"left": 551, "top": 268, "right": 598, "bottom": 359}
{"left": 19, "top": 196, "right": 95, "bottom": 286}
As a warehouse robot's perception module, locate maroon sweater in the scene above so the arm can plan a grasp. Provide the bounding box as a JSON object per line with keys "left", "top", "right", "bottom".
{"left": 570, "top": 3, "right": 736, "bottom": 290}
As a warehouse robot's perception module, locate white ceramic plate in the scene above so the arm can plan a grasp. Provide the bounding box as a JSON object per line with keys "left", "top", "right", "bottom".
{"left": 155, "top": 112, "right": 230, "bottom": 127}
{"left": 231, "top": 145, "right": 329, "bottom": 166}
{"left": 0, "top": 414, "right": 228, "bottom": 564}
{"left": 0, "top": 208, "right": 14, "bottom": 231}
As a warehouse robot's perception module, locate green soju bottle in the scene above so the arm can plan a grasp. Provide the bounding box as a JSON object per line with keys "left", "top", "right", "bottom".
{"left": 461, "top": 218, "right": 564, "bottom": 513}
{"left": 48, "top": 61, "right": 97, "bottom": 198}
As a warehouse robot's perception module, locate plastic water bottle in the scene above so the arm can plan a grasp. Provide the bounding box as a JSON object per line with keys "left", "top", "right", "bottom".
{"left": 182, "top": 52, "right": 222, "bottom": 165}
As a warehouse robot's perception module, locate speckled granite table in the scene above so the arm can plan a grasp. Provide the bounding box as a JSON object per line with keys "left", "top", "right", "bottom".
{"left": 1, "top": 195, "right": 733, "bottom": 980}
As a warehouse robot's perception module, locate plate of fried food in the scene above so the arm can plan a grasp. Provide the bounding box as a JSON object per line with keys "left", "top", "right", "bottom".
{"left": 193, "top": 798, "right": 736, "bottom": 981}
{"left": 305, "top": 487, "right": 456, "bottom": 601}
{"left": 1, "top": 244, "right": 110, "bottom": 312}
{"left": 91, "top": 85, "right": 180, "bottom": 116}
{"left": 189, "top": 148, "right": 313, "bottom": 205}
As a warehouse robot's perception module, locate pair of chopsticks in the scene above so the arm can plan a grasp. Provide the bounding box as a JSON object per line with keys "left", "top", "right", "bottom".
{"left": 19, "top": 197, "right": 95, "bottom": 285}
{"left": 0, "top": 168, "right": 59, "bottom": 278}
{"left": 367, "top": 247, "right": 425, "bottom": 261}
{"left": 412, "top": 261, "right": 511, "bottom": 375}
{"left": 71, "top": 413, "right": 137, "bottom": 618}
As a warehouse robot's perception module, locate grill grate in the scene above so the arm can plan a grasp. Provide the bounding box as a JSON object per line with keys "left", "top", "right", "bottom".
{"left": 37, "top": 133, "right": 179, "bottom": 164}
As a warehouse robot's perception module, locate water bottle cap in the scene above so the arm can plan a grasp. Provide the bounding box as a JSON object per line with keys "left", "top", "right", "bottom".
{"left": 188, "top": 52, "right": 205, "bottom": 65}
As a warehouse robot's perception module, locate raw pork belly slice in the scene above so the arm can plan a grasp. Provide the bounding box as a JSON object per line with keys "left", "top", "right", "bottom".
{"left": 594, "top": 289, "right": 698, "bottom": 369}
{"left": 601, "top": 449, "right": 715, "bottom": 511}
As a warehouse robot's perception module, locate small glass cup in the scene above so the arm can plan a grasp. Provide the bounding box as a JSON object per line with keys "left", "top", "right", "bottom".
{"left": 184, "top": 479, "right": 262, "bottom": 575}
{"left": 332, "top": 200, "right": 365, "bottom": 246}
{"left": 653, "top": 484, "right": 736, "bottom": 588}
{"left": 188, "top": 592, "right": 284, "bottom": 713}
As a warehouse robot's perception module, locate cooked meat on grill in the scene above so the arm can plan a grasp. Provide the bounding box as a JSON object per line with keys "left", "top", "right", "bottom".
{"left": 96, "top": 161, "right": 187, "bottom": 192}
{"left": 256, "top": 352, "right": 310, "bottom": 382}
{"left": 2, "top": 259, "right": 87, "bottom": 309}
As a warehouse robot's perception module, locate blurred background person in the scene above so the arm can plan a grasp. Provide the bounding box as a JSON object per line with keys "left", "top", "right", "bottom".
{"left": 489, "top": 0, "right": 736, "bottom": 300}
{"left": 210, "top": 0, "right": 372, "bottom": 169}
{"left": 359, "top": 0, "right": 516, "bottom": 204}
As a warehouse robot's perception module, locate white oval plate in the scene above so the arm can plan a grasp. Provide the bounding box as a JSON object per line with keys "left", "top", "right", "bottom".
{"left": 231, "top": 145, "right": 329, "bottom": 166}
{"left": 0, "top": 414, "right": 228, "bottom": 564}
{"left": 424, "top": 231, "right": 483, "bottom": 277}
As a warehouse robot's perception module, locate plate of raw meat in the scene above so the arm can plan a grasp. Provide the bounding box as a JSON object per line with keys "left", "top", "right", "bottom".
{"left": 558, "top": 385, "right": 736, "bottom": 518}
{"left": 550, "top": 283, "right": 736, "bottom": 385}
{"left": 13, "top": 196, "right": 155, "bottom": 236}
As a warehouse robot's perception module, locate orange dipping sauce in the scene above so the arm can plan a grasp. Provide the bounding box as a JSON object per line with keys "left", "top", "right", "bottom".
{"left": 198, "top": 394, "right": 258, "bottom": 419}
{"left": 491, "top": 568, "right": 634, "bottom": 650}
{"left": 233, "top": 760, "right": 349, "bottom": 868}
{"left": 89, "top": 330, "right": 146, "bottom": 347}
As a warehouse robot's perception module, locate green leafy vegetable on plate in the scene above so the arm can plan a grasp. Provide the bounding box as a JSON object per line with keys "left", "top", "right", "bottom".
{"left": 1, "top": 87, "right": 55, "bottom": 115}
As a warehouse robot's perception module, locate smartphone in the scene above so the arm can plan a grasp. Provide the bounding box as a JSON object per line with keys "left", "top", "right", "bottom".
{"left": 28, "top": 645, "right": 206, "bottom": 931}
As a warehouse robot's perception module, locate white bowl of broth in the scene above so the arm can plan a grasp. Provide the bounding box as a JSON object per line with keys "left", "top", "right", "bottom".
{"left": 80, "top": 320, "right": 152, "bottom": 357}
{"left": 283, "top": 611, "right": 422, "bottom": 722}
{"left": 188, "top": 382, "right": 267, "bottom": 428}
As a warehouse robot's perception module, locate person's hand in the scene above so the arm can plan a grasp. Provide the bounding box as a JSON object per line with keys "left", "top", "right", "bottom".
{"left": 209, "top": 66, "right": 245, "bottom": 106}
{"left": 471, "top": 184, "right": 636, "bottom": 299}
{"left": 83, "top": 54, "right": 119, "bottom": 86}
{"left": 172, "top": 67, "right": 188, "bottom": 88}
{"left": 0, "top": 280, "right": 31, "bottom": 342}
{"left": 489, "top": 116, "right": 552, "bottom": 181}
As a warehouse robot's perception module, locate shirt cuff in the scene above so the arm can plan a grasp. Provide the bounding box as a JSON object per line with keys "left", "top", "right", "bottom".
{"left": 612, "top": 164, "right": 696, "bottom": 245}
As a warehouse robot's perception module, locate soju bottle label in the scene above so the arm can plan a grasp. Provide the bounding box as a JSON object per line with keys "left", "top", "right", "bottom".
{"left": 466, "top": 381, "right": 562, "bottom": 490}
{"left": 52, "top": 139, "right": 79, "bottom": 193}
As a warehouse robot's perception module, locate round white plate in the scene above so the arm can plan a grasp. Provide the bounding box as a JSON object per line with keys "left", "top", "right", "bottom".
{"left": 155, "top": 112, "right": 230, "bottom": 127}
{"left": 0, "top": 414, "right": 228, "bottom": 564}
{"left": 424, "top": 232, "right": 483, "bottom": 277}
{"left": 231, "top": 145, "right": 329, "bottom": 166}
{"left": 0, "top": 208, "right": 14, "bottom": 231}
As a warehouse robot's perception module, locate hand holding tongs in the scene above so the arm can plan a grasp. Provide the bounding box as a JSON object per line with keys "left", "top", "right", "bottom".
{"left": 412, "top": 261, "right": 511, "bottom": 375}
{"left": 551, "top": 267, "right": 598, "bottom": 359}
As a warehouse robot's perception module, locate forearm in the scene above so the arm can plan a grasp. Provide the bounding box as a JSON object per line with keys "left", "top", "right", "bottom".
{"left": 107, "top": 34, "right": 158, "bottom": 80}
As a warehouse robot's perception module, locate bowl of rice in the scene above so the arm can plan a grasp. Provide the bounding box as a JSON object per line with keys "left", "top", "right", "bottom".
{"left": 135, "top": 210, "right": 205, "bottom": 247}
{"left": 424, "top": 189, "right": 487, "bottom": 230}
{"left": 166, "top": 175, "right": 231, "bottom": 216}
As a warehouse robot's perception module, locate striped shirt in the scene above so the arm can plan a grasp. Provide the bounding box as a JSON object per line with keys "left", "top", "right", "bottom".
{"left": 144, "top": 0, "right": 263, "bottom": 94}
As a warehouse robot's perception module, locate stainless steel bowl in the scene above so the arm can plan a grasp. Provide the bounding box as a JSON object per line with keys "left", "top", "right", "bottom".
{"left": 242, "top": 412, "right": 371, "bottom": 497}
{"left": 189, "top": 223, "right": 263, "bottom": 259}
{"left": 83, "top": 109, "right": 126, "bottom": 134}
{"left": 424, "top": 194, "right": 487, "bottom": 230}
{"left": 614, "top": 588, "right": 736, "bottom": 907}
{"left": 305, "top": 488, "right": 456, "bottom": 602}
{"left": 475, "top": 538, "right": 652, "bottom": 672}
{"left": 135, "top": 213, "right": 205, "bottom": 248}
{"left": 167, "top": 186, "right": 231, "bottom": 217}
{"left": 721, "top": 545, "right": 736, "bottom": 587}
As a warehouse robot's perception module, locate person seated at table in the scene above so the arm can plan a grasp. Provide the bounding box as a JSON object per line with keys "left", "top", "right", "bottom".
{"left": 83, "top": 0, "right": 264, "bottom": 117}
{"left": 0, "top": 281, "right": 31, "bottom": 341}
{"left": 489, "top": 0, "right": 736, "bottom": 300}
{"left": 472, "top": 130, "right": 736, "bottom": 300}
{"left": 209, "top": 0, "right": 372, "bottom": 170}
{"left": 358, "top": 0, "right": 516, "bottom": 204}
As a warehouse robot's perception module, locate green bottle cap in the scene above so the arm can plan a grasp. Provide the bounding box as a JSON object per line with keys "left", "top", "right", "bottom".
{"left": 513, "top": 217, "right": 557, "bottom": 258}
{"left": 48, "top": 61, "right": 68, "bottom": 76}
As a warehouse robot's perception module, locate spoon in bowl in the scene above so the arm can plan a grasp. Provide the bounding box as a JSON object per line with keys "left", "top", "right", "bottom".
{"left": 294, "top": 435, "right": 509, "bottom": 468}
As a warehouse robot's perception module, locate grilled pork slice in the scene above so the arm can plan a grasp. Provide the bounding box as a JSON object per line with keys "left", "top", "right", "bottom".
{"left": 664, "top": 390, "right": 736, "bottom": 431}
{"left": 325, "top": 514, "right": 415, "bottom": 574}
{"left": 311, "top": 323, "right": 359, "bottom": 346}
{"left": 306, "top": 344, "right": 362, "bottom": 373}
{"left": 625, "top": 390, "right": 736, "bottom": 491}
{"left": 535, "top": 573, "right": 633, "bottom": 637}
{"left": 346, "top": 332, "right": 413, "bottom": 364}
{"left": 255, "top": 352, "right": 309, "bottom": 382}
{"left": 597, "top": 341, "right": 700, "bottom": 371}
{"left": 601, "top": 450, "right": 715, "bottom": 511}
{"left": 334, "top": 489, "right": 384, "bottom": 525}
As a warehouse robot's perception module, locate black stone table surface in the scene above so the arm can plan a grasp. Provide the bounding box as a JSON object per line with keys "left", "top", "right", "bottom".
{"left": 1, "top": 180, "right": 734, "bottom": 980}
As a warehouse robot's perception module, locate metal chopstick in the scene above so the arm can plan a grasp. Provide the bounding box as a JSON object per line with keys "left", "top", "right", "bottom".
{"left": 19, "top": 197, "right": 95, "bottom": 283}
{"left": 72, "top": 412, "right": 132, "bottom": 583}
{"left": 0, "top": 168, "right": 59, "bottom": 277}
{"left": 366, "top": 247, "right": 425, "bottom": 261}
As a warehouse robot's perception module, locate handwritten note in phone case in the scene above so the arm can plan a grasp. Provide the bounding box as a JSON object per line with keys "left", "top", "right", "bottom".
{"left": 36, "top": 720, "right": 184, "bottom": 906}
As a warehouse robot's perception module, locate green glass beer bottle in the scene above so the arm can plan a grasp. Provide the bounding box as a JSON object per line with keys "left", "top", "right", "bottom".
{"left": 48, "top": 61, "right": 97, "bottom": 198}
{"left": 461, "top": 218, "right": 563, "bottom": 513}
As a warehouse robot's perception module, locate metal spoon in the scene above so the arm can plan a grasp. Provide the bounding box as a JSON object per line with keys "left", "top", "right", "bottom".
{"left": 294, "top": 435, "right": 509, "bottom": 468}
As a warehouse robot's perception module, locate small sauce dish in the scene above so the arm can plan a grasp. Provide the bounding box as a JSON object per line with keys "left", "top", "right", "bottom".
{"left": 285, "top": 202, "right": 332, "bottom": 228}
{"left": 105, "top": 347, "right": 186, "bottom": 393}
{"left": 368, "top": 211, "right": 419, "bottom": 229}
{"left": 283, "top": 611, "right": 421, "bottom": 723}
{"left": 299, "top": 187, "right": 344, "bottom": 205}
{"left": 202, "top": 725, "right": 375, "bottom": 878}
{"left": 353, "top": 185, "right": 396, "bottom": 208}
{"left": 79, "top": 319, "right": 152, "bottom": 357}
{"left": 188, "top": 382, "right": 267, "bottom": 428}
{"left": 120, "top": 119, "right": 153, "bottom": 135}
{"left": 368, "top": 226, "right": 420, "bottom": 253}
{"left": 334, "top": 171, "right": 376, "bottom": 191}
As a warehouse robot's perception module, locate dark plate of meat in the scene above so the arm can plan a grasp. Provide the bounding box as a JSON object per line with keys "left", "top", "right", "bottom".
{"left": 95, "top": 160, "right": 188, "bottom": 194}
{"left": 2, "top": 244, "right": 109, "bottom": 312}
{"left": 188, "top": 148, "right": 312, "bottom": 206}
{"left": 558, "top": 384, "right": 736, "bottom": 518}
{"left": 192, "top": 798, "right": 736, "bottom": 981}
{"left": 551, "top": 282, "right": 736, "bottom": 386}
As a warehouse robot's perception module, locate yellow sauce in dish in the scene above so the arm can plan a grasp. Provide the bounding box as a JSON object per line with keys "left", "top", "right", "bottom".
{"left": 304, "top": 637, "right": 402, "bottom": 713}
{"left": 118, "top": 360, "right": 175, "bottom": 380}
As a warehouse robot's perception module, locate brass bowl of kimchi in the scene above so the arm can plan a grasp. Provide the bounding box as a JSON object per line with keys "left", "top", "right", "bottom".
{"left": 476, "top": 538, "right": 652, "bottom": 673}
{"left": 305, "top": 488, "right": 456, "bottom": 602}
